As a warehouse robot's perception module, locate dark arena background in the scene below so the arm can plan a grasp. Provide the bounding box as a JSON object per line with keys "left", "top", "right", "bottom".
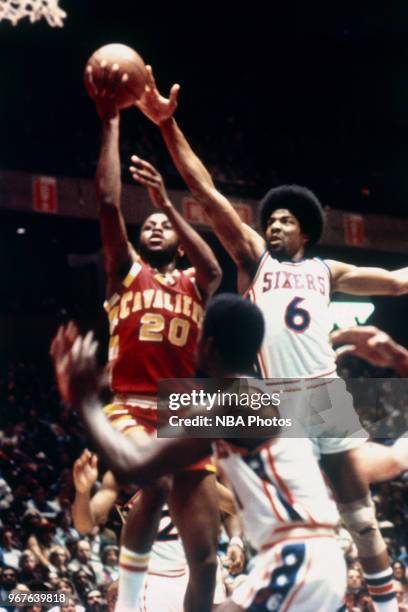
{"left": 0, "top": 1, "right": 408, "bottom": 611}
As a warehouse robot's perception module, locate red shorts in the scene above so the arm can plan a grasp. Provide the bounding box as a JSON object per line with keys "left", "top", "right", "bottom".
{"left": 103, "top": 401, "right": 215, "bottom": 474}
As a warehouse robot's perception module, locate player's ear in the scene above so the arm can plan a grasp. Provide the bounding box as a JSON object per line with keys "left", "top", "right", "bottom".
{"left": 301, "top": 232, "right": 310, "bottom": 247}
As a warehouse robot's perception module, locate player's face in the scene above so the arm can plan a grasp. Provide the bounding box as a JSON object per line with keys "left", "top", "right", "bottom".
{"left": 264, "top": 209, "right": 308, "bottom": 260}
{"left": 140, "top": 213, "right": 179, "bottom": 256}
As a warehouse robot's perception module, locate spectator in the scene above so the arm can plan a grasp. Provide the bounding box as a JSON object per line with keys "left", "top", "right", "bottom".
{"left": 0, "top": 527, "right": 21, "bottom": 570}
{"left": 0, "top": 566, "right": 18, "bottom": 601}
{"left": 49, "top": 595, "right": 84, "bottom": 612}
{"left": 18, "top": 550, "right": 46, "bottom": 585}
{"left": 84, "top": 588, "right": 105, "bottom": 612}
{"left": 67, "top": 541, "right": 101, "bottom": 586}
{"left": 393, "top": 561, "right": 408, "bottom": 586}
{"left": 49, "top": 546, "right": 70, "bottom": 578}
{"left": 100, "top": 547, "right": 118, "bottom": 585}
{"left": 347, "top": 567, "right": 364, "bottom": 595}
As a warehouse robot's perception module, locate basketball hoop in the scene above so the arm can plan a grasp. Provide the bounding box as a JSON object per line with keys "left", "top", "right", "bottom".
{"left": 0, "top": 0, "right": 66, "bottom": 27}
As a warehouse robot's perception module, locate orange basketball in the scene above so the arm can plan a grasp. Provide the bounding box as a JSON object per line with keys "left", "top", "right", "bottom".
{"left": 84, "top": 43, "right": 147, "bottom": 109}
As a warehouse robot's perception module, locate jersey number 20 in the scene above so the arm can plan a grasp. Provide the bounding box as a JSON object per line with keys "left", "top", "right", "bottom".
{"left": 139, "top": 313, "right": 190, "bottom": 347}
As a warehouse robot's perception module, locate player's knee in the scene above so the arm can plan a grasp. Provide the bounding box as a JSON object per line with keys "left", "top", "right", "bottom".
{"left": 142, "top": 476, "right": 172, "bottom": 504}
{"left": 187, "top": 542, "right": 218, "bottom": 576}
{"left": 338, "top": 493, "right": 386, "bottom": 559}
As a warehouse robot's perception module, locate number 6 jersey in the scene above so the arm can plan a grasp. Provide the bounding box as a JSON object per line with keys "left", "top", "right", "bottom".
{"left": 104, "top": 259, "right": 205, "bottom": 396}
{"left": 246, "top": 253, "right": 336, "bottom": 379}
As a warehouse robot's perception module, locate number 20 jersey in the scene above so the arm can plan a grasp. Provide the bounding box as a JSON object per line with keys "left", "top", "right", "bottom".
{"left": 247, "top": 253, "right": 336, "bottom": 379}
{"left": 104, "top": 259, "right": 205, "bottom": 396}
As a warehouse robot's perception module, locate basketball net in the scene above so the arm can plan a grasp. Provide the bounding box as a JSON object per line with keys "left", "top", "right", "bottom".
{"left": 0, "top": 0, "right": 66, "bottom": 26}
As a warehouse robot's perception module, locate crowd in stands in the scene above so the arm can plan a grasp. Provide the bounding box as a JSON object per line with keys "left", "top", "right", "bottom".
{"left": 0, "top": 357, "right": 407, "bottom": 611}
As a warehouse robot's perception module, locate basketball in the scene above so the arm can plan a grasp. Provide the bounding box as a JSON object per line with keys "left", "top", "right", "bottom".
{"left": 84, "top": 43, "right": 147, "bottom": 109}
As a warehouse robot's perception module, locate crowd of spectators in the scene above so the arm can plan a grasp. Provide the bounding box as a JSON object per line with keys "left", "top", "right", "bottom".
{"left": 0, "top": 356, "right": 407, "bottom": 611}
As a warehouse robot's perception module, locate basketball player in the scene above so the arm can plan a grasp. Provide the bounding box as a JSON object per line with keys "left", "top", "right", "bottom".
{"left": 71, "top": 450, "right": 238, "bottom": 611}
{"left": 50, "top": 295, "right": 347, "bottom": 611}
{"left": 91, "top": 66, "right": 223, "bottom": 612}
{"left": 132, "top": 67, "right": 408, "bottom": 610}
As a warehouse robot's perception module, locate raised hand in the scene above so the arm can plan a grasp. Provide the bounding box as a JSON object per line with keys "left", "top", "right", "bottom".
{"left": 135, "top": 65, "right": 180, "bottom": 125}
{"left": 73, "top": 449, "right": 98, "bottom": 494}
{"left": 129, "top": 155, "right": 170, "bottom": 210}
{"left": 50, "top": 323, "right": 100, "bottom": 407}
{"left": 85, "top": 61, "right": 127, "bottom": 119}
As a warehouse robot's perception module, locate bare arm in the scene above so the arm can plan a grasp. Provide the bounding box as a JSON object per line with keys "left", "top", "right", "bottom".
{"left": 331, "top": 326, "right": 408, "bottom": 376}
{"left": 96, "top": 115, "right": 133, "bottom": 295}
{"left": 78, "top": 397, "right": 212, "bottom": 485}
{"left": 50, "top": 324, "right": 213, "bottom": 485}
{"left": 129, "top": 156, "right": 221, "bottom": 296}
{"left": 327, "top": 260, "right": 408, "bottom": 296}
{"left": 135, "top": 67, "right": 264, "bottom": 272}
{"left": 71, "top": 450, "right": 118, "bottom": 534}
{"left": 27, "top": 535, "right": 50, "bottom": 569}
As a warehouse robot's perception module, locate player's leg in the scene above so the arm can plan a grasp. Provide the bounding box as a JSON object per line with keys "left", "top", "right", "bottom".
{"left": 322, "top": 448, "right": 397, "bottom": 612}
{"left": 169, "top": 470, "right": 220, "bottom": 612}
{"left": 116, "top": 479, "right": 171, "bottom": 612}
{"left": 349, "top": 440, "right": 408, "bottom": 484}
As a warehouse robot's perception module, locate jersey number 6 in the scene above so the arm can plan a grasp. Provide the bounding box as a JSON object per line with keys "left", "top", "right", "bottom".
{"left": 284, "top": 297, "right": 311, "bottom": 333}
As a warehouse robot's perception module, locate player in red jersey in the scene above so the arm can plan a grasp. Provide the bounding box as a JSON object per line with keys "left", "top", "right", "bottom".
{"left": 90, "top": 64, "right": 222, "bottom": 612}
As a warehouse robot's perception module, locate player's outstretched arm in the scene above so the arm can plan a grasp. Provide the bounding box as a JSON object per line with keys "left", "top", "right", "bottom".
{"left": 331, "top": 325, "right": 408, "bottom": 375}
{"left": 89, "top": 62, "right": 134, "bottom": 295}
{"left": 135, "top": 67, "right": 264, "bottom": 271}
{"left": 129, "top": 155, "right": 221, "bottom": 296}
{"left": 327, "top": 260, "right": 408, "bottom": 296}
{"left": 50, "top": 324, "right": 212, "bottom": 484}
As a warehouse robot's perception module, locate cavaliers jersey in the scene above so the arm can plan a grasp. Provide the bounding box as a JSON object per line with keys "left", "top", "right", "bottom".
{"left": 104, "top": 259, "right": 205, "bottom": 396}
{"left": 246, "top": 253, "right": 336, "bottom": 379}
{"left": 214, "top": 437, "right": 339, "bottom": 552}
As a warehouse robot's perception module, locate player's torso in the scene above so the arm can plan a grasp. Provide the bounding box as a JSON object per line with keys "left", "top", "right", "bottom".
{"left": 213, "top": 437, "right": 339, "bottom": 551}
{"left": 247, "top": 254, "right": 336, "bottom": 379}
{"left": 105, "top": 260, "right": 204, "bottom": 396}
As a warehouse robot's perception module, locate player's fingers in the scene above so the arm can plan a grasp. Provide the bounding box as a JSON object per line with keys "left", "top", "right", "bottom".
{"left": 169, "top": 83, "right": 180, "bottom": 109}
{"left": 145, "top": 65, "right": 156, "bottom": 89}
{"left": 71, "top": 336, "right": 83, "bottom": 361}
{"left": 50, "top": 325, "right": 64, "bottom": 357}
{"left": 334, "top": 344, "right": 357, "bottom": 359}
{"left": 131, "top": 173, "right": 158, "bottom": 188}
{"left": 82, "top": 330, "right": 95, "bottom": 355}
{"left": 90, "top": 453, "right": 98, "bottom": 468}
{"left": 66, "top": 320, "right": 79, "bottom": 343}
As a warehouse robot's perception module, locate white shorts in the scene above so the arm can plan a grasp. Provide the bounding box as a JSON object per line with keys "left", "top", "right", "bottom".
{"left": 136, "top": 571, "right": 188, "bottom": 612}
{"left": 279, "top": 378, "right": 369, "bottom": 456}
{"left": 136, "top": 560, "right": 226, "bottom": 611}
{"left": 231, "top": 537, "right": 346, "bottom": 611}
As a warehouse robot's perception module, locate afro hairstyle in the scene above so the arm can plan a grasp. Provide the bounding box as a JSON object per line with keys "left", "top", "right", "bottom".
{"left": 259, "top": 185, "right": 325, "bottom": 246}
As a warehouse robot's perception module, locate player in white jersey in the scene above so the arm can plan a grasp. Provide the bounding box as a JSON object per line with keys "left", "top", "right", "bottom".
{"left": 51, "top": 294, "right": 347, "bottom": 611}
{"left": 131, "top": 68, "right": 408, "bottom": 610}
{"left": 71, "top": 449, "right": 234, "bottom": 611}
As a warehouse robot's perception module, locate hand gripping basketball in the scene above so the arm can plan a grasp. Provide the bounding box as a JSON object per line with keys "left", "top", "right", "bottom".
{"left": 84, "top": 43, "right": 147, "bottom": 117}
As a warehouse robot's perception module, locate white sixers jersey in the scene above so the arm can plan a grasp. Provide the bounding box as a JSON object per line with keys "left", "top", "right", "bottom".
{"left": 149, "top": 506, "right": 186, "bottom": 576}
{"left": 214, "top": 438, "right": 339, "bottom": 551}
{"left": 247, "top": 254, "right": 336, "bottom": 379}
